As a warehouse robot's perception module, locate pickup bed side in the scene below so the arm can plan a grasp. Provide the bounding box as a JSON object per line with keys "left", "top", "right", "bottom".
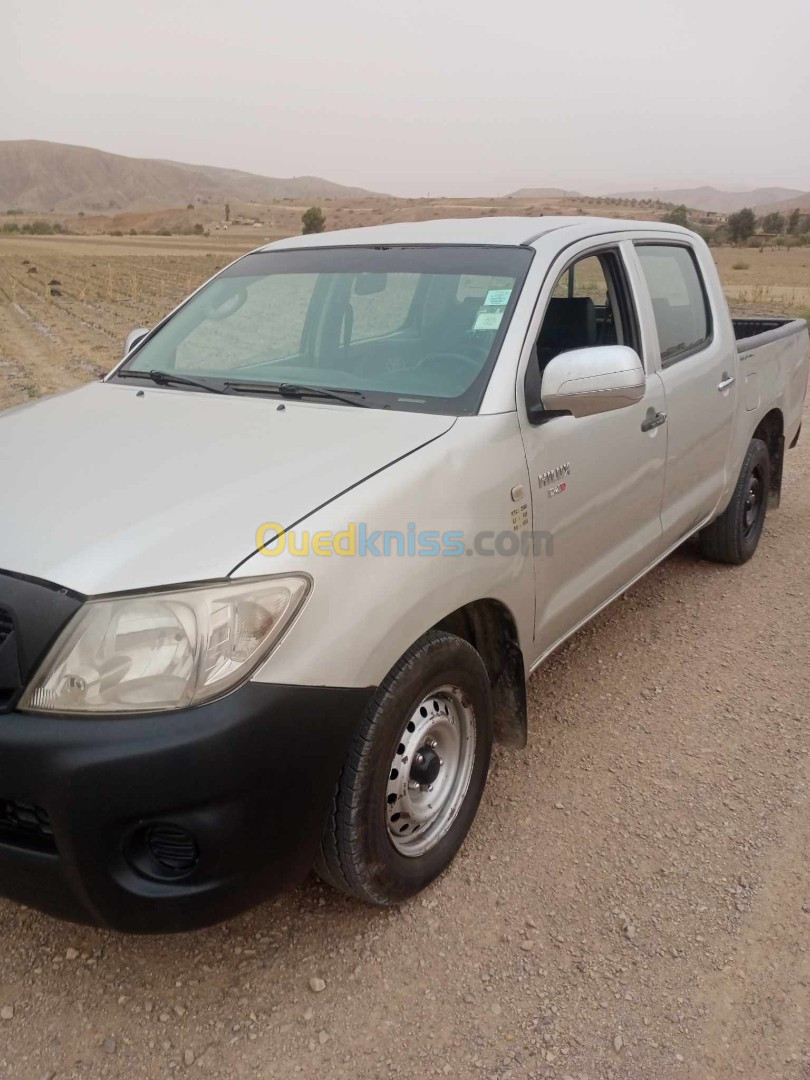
{"left": 725, "top": 316, "right": 809, "bottom": 510}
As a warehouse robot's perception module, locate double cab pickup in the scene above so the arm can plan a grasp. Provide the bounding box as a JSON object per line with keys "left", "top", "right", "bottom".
{"left": 0, "top": 216, "right": 807, "bottom": 931}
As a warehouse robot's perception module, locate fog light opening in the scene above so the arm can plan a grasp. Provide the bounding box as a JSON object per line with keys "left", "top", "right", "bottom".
{"left": 126, "top": 822, "right": 200, "bottom": 881}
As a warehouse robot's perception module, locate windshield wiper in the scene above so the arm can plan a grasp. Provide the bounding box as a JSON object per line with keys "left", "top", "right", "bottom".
{"left": 224, "top": 381, "right": 368, "bottom": 408}
{"left": 116, "top": 369, "right": 226, "bottom": 395}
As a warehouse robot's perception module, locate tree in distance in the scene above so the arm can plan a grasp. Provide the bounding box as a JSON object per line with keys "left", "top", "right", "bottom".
{"left": 761, "top": 212, "right": 785, "bottom": 234}
{"left": 662, "top": 204, "right": 690, "bottom": 228}
{"left": 727, "top": 208, "right": 756, "bottom": 243}
{"left": 302, "top": 206, "right": 326, "bottom": 234}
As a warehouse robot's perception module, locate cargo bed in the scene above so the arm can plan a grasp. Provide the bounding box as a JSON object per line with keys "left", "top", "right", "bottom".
{"left": 733, "top": 316, "right": 808, "bottom": 352}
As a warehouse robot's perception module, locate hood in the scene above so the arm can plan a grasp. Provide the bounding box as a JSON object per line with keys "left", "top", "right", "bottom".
{"left": 0, "top": 382, "right": 454, "bottom": 594}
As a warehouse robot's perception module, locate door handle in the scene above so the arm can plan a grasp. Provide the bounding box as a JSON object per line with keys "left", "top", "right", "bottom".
{"left": 641, "top": 409, "right": 667, "bottom": 433}
{"left": 718, "top": 374, "right": 736, "bottom": 391}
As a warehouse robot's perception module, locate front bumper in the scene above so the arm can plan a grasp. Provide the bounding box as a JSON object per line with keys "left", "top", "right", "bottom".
{"left": 0, "top": 681, "right": 372, "bottom": 932}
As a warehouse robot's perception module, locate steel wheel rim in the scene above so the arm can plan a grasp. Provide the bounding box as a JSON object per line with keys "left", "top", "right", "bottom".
{"left": 385, "top": 685, "right": 476, "bottom": 858}
{"left": 743, "top": 468, "right": 764, "bottom": 538}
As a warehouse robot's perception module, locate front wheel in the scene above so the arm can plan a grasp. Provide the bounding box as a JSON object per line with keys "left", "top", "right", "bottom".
{"left": 315, "top": 631, "right": 493, "bottom": 905}
{"left": 699, "top": 437, "right": 770, "bottom": 565}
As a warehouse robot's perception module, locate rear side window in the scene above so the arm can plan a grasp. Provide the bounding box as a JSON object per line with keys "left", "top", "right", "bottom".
{"left": 635, "top": 244, "right": 711, "bottom": 364}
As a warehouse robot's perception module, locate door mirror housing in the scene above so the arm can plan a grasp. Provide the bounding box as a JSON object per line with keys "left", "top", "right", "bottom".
{"left": 124, "top": 327, "right": 150, "bottom": 356}
{"left": 537, "top": 345, "right": 645, "bottom": 419}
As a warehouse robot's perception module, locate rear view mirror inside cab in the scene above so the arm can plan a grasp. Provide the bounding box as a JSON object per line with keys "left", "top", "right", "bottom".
{"left": 204, "top": 286, "right": 247, "bottom": 321}
{"left": 354, "top": 273, "right": 388, "bottom": 295}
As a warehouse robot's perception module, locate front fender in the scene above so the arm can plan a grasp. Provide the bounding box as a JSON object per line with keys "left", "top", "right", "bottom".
{"left": 235, "top": 414, "right": 535, "bottom": 689}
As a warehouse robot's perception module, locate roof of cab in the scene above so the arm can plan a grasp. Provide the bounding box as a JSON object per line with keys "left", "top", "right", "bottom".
{"left": 261, "top": 215, "right": 691, "bottom": 251}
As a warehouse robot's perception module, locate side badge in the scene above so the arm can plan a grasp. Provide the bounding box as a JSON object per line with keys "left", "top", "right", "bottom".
{"left": 539, "top": 463, "right": 571, "bottom": 497}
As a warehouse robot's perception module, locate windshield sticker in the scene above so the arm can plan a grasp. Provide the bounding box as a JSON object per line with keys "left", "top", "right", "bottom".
{"left": 484, "top": 288, "right": 512, "bottom": 307}
{"left": 473, "top": 309, "right": 504, "bottom": 332}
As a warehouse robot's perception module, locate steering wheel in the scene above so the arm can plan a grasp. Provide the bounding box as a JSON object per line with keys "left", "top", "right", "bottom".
{"left": 417, "top": 351, "right": 483, "bottom": 376}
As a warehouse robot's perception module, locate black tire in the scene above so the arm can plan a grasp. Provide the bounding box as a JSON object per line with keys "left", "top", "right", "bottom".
{"left": 699, "top": 438, "right": 770, "bottom": 565}
{"left": 315, "top": 630, "right": 493, "bottom": 905}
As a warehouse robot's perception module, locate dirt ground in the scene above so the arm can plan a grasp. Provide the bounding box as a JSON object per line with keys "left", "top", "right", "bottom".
{"left": 0, "top": 231, "right": 808, "bottom": 1080}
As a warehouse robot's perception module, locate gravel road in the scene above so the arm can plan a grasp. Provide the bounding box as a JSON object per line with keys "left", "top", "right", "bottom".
{"left": 0, "top": 412, "right": 808, "bottom": 1079}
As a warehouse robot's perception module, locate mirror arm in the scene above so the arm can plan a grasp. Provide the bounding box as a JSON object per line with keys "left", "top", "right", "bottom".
{"left": 523, "top": 350, "right": 569, "bottom": 426}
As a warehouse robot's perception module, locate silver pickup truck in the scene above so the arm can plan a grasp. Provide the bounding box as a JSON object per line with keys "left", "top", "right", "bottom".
{"left": 0, "top": 216, "right": 807, "bottom": 931}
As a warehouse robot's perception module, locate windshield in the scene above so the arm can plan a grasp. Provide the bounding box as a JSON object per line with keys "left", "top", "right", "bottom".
{"left": 115, "top": 245, "right": 533, "bottom": 415}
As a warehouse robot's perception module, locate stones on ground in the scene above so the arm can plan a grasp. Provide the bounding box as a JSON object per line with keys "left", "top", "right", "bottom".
{"left": 618, "top": 913, "right": 637, "bottom": 941}
{"left": 65, "top": 947, "right": 79, "bottom": 961}
{"left": 613, "top": 1033, "right": 624, "bottom": 1053}
{"left": 103, "top": 1037, "right": 117, "bottom": 1054}
{"left": 520, "top": 939, "right": 535, "bottom": 952}
{"left": 318, "top": 1030, "right": 329, "bottom": 1045}
{"left": 309, "top": 977, "right": 326, "bottom": 993}
{"left": 554, "top": 802, "right": 564, "bottom": 810}
{"left": 184, "top": 1049, "right": 195, "bottom": 1066}
{"left": 1, "top": 1005, "right": 14, "bottom": 1021}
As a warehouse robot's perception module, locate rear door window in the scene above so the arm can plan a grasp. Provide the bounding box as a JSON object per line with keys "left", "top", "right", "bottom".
{"left": 635, "top": 244, "right": 711, "bottom": 364}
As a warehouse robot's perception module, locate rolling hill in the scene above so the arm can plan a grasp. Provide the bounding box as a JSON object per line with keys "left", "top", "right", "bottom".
{"left": 0, "top": 140, "right": 381, "bottom": 213}
{"left": 754, "top": 191, "right": 810, "bottom": 214}
{"left": 608, "top": 185, "right": 806, "bottom": 214}
{"left": 508, "top": 187, "right": 582, "bottom": 199}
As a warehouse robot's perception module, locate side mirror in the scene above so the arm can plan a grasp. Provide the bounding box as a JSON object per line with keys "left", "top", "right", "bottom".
{"left": 124, "top": 327, "right": 150, "bottom": 356}
{"left": 538, "top": 345, "right": 645, "bottom": 419}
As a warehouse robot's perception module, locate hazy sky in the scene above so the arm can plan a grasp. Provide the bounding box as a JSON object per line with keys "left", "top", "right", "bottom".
{"left": 4, "top": 0, "right": 808, "bottom": 197}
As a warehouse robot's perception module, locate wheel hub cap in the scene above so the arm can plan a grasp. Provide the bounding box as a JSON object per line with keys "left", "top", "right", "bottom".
{"left": 410, "top": 745, "right": 442, "bottom": 786}
{"left": 385, "top": 685, "right": 476, "bottom": 858}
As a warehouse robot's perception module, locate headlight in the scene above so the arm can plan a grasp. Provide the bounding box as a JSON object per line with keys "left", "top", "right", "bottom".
{"left": 19, "top": 575, "right": 310, "bottom": 715}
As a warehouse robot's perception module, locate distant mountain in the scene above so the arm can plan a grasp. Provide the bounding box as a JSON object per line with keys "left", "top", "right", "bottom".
{"left": 508, "top": 187, "right": 582, "bottom": 199}
{"left": 0, "top": 140, "right": 381, "bottom": 212}
{"left": 608, "top": 185, "right": 806, "bottom": 214}
{"left": 754, "top": 190, "right": 810, "bottom": 214}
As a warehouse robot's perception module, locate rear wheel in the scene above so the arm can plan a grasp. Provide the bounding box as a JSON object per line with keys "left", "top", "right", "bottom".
{"left": 699, "top": 438, "right": 770, "bottom": 565}
{"left": 315, "top": 631, "right": 493, "bottom": 905}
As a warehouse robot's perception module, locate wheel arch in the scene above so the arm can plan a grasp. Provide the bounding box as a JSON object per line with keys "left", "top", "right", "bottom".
{"left": 431, "top": 598, "right": 527, "bottom": 748}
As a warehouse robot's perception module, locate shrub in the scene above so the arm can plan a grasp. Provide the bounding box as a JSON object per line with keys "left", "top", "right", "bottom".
{"left": 731, "top": 261, "right": 750, "bottom": 270}
{"left": 156, "top": 227, "right": 173, "bottom": 236}
{"left": 301, "top": 206, "right": 326, "bottom": 234}
{"left": 20, "top": 220, "right": 55, "bottom": 235}
{"left": 662, "top": 204, "right": 690, "bottom": 228}
{"left": 193, "top": 222, "right": 204, "bottom": 235}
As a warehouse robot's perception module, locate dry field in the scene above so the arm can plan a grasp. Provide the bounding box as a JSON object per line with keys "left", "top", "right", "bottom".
{"left": 1, "top": 227, "right": 808, "bottom": 413}
{"left": 0, "top": 224, "right": 808, "bottom": 1080}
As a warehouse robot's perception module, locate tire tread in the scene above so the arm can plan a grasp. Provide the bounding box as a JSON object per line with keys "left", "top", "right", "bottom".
{"left": 315, "top": 630, "right": 489, "bottom": 904}
{"left": 699, "top": 438, "right": 770, "bottom": 565}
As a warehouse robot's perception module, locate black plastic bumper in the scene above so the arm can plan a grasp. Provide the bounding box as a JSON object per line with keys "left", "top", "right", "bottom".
{"left": 0, "top": 682, "right": 372, "bottom": 933}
